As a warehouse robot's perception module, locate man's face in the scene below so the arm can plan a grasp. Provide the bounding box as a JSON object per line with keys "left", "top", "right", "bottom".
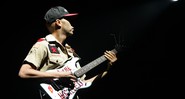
{"left": 61, "top": 18, "right": 74, "bottom": 36}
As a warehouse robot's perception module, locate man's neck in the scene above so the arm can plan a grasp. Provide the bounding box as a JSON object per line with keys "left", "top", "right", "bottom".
{"left": 52, "top": 32, "right": 66, "bottom": 44}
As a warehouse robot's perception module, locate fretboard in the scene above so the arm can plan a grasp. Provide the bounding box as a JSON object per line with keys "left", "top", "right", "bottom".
{"left": 74, "top": 49, "right": 117, "bottom": 77}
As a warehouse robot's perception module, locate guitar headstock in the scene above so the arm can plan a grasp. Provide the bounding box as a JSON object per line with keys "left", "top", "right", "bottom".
{"left": 110, "top": 32, "right": 124, "bottom": 54}
{"left": 115, "top": 43, "right": 124, "bottom": 52}
{"left": 111, "top": 43, "right": 124, "bottom": 54}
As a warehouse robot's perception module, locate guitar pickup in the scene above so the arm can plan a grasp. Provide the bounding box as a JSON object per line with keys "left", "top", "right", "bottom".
{"left": 49, "top": 79, "right": 64, "bottom": 91}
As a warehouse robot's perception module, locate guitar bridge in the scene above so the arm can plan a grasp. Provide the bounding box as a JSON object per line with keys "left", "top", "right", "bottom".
{"left": 50, "top": 79, "right": 64, "bottom": 91}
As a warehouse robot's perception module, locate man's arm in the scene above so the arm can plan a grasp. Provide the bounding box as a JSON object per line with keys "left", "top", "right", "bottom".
{"left": 18, "top": 63, "right": 76, "bottom": 79}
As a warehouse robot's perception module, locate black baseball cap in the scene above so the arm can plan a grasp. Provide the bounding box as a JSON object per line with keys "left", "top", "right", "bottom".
{"left": 44, "top": 6, "right": 78, "bottom": 24}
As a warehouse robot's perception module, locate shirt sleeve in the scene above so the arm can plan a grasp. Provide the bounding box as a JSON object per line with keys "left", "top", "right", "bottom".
{"left": 23, "top": 41, "right": 48, "bottom": 69}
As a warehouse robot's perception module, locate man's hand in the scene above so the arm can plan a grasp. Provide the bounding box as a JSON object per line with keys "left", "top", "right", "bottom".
{"left": 104, "top": 50, "right": 117, "bottom": 64}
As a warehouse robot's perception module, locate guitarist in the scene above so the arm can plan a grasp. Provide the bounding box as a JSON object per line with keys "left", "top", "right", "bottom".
{"left": 18, "top": 6, "right": 117, "bottom": 99}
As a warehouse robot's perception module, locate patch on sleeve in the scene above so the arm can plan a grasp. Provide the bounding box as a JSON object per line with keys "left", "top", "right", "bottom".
{"left": 48, "top": 44, "right": 59, "bottom": 54}
{"left": 37, "top": 38, "right": 45, "bottom": 42}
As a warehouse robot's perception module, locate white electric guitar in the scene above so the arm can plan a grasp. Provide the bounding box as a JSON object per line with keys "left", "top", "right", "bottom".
{"left": 40, "top": 45, "right": 122, "bottom": 99}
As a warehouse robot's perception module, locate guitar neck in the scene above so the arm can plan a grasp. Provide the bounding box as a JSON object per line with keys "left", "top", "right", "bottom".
{"left": 74, "top": 49, "right": 117, "bottom": 77}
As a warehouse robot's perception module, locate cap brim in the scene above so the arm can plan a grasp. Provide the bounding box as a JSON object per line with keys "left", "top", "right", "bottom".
{"left": 64, "top": 13, "right": 78, "bottom": 16}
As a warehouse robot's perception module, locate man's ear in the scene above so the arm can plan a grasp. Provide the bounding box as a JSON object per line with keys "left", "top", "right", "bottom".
{"left": 55, "top": 19, "right": 62, "bottom": 26}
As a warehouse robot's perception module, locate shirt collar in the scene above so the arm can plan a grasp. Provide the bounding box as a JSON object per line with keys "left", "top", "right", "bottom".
{"left": 45, "top": 34, "right": 61, "bottom": 44}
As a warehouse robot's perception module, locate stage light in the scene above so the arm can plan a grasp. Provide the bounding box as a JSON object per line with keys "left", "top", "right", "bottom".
{"left": 171, "top": 0, "right": 178, "bottom": 2}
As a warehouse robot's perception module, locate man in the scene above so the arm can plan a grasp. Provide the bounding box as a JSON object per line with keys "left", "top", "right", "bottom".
{"left": 18, "top": 6, "right": 117, "bottom": 99}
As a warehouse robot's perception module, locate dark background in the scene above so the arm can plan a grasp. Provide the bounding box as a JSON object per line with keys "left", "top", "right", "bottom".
{"left": 1, "top": 0, "right": 184, "bottom": 99}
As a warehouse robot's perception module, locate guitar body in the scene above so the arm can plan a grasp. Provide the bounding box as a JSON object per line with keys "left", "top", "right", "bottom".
{"left": 40, "top": 57, "right": 92, "bottom": 99}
